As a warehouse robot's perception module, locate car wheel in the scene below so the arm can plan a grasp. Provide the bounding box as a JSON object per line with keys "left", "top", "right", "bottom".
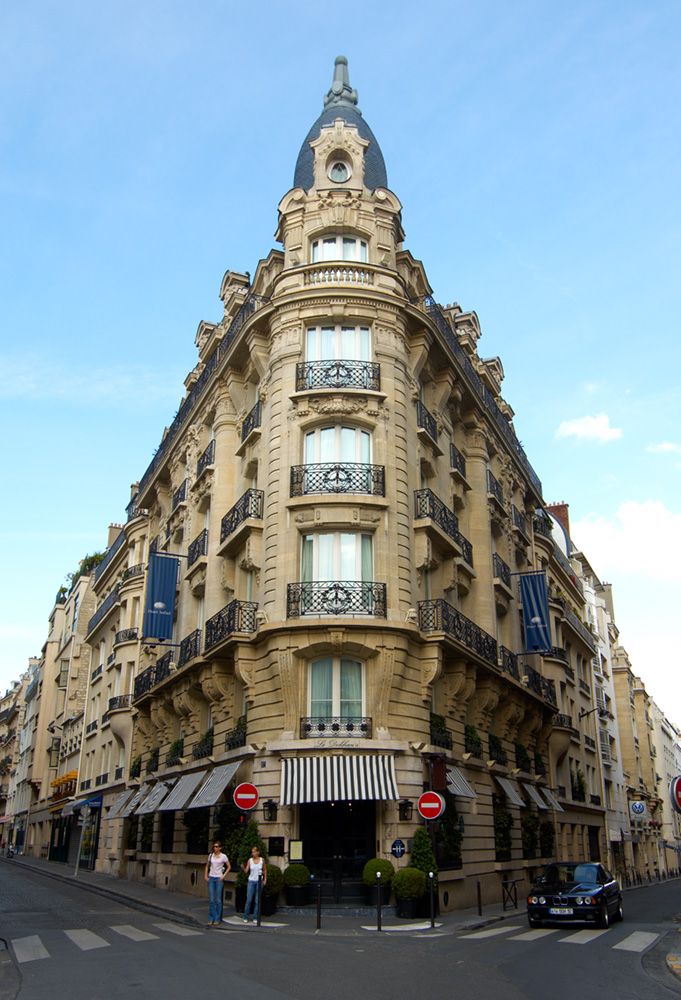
{"left": 596, "top": 902, "right": 610, "bottom": 929}
{"left": 528, "top": 916, "right": 542, "bottom": 929}
{"left": 614, "top": 899, "right": 623, "bottom": 922}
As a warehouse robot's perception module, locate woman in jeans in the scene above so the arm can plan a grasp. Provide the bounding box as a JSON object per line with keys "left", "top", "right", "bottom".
{"left": 242, "top": 846, "right": 267, "bottom": 923}
{"left": 204, "top": 841, "right": 231, "bottom": 925}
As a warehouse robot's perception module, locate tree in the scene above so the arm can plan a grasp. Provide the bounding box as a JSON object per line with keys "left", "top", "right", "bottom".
{"left": 411, "top": 825, "right": 438, "bottom": 882}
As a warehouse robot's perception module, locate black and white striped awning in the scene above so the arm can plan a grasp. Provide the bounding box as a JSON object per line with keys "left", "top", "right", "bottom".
{"left": 280, "top": 755, "right": 399, "bottom": 805}
{"left": 187, "top": 762, "right": 241, "bottom": 810}
{"left": 541, "top": 787, "right": 564, "bottom": 812}
{"left": 107, "top": 789, "right": 136, "bottom": 819}
{"left": 446, "top": 766, "right": 477, "bottom": 799}
{"left": 523, "top": 783, "right": 549, "bottom": 811}
{"left": 136, "top": 780, "right": 176, "bottom": 815}
{"left": 157, "top": 771, "right": 207, "bottom": 812}
{"left": 119, "top": 784, "right": 151, "bottom": 818}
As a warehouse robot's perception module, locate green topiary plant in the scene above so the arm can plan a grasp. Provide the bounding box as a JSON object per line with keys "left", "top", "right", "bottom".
{"left": 236, "top": 819, "right": 268, "bottom": 887}
{"left": 283, "top": 863, "right": 310, "bottom": 887}
{"left": 411, "top": 826, "right": 438, "bottom": 883}
{"left": 539, "top": 820, "right": 555, "bottom": 858}
{"left": 264, "top": 862, "right": 283, "bottom": 897}
{"left": 392, "top": 867, "right": 426, "bottom": 900}
{"left": 362, "top": 858, "right": 395, "bottom": 887}
{"left": 521, "top": 812, "right": 540, "bottom": 859}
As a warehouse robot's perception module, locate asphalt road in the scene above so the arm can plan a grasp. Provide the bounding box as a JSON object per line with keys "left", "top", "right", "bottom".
{"left": 0, "top": 864, "right": 679, "bottom": 1000}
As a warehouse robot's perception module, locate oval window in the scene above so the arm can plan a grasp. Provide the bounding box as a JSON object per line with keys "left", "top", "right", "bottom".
{"left": 328, "top": 161, "right": 350, "bottom": 183}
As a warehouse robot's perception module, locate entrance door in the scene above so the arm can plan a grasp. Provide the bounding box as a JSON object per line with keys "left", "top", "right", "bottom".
{"left": 299, "top": 801, "right": 375, "bottom": 903}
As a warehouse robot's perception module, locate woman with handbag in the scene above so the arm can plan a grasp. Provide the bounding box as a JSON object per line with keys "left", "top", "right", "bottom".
{"left": 204, "top": 840, "right": 231, "bottom": 925}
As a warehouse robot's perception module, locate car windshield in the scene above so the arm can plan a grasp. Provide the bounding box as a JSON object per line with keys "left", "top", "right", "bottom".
{"left": 543, "top": 863, "right": 600, "bottom": 885}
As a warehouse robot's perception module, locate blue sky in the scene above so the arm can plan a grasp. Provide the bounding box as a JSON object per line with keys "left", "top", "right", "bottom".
{"left": 1, "top": 1, "right": 679, "bottom": 717}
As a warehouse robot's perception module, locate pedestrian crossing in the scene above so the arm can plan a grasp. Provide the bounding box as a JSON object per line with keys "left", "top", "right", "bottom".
{"left": 10, "top": 920, "right": 207, "bottom": 963}
{"left": 458, "top": 923, "right": 660, "bottom": 953}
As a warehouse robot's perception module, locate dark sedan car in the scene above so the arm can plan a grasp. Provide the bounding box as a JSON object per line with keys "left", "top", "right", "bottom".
{"left": 527, "top": 862, "right": 623, "bottom": 929}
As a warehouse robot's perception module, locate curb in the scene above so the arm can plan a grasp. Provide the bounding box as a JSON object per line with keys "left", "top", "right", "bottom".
{"left": 666, "top": 953, "right": 681, "bottom": 981}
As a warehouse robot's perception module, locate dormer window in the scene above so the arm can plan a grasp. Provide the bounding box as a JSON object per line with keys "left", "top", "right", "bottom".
{"left": 328, "top": 160, "right": 351, "bottom": 183}
{"left": 311, "top": 235, "right": 368, "bottom": 263}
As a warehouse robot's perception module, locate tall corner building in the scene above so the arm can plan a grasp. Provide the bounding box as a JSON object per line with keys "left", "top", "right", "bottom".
{"left": 88, "top": 57, "right": 609, "bottom": 907}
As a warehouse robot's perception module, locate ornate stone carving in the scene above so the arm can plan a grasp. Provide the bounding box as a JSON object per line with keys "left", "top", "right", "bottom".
{"left": 420, "top": 647, "right": 443, "bottom": 703}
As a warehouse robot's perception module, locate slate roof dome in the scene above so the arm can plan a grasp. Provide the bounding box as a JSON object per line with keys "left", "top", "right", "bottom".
{"left": 293, "top": 56, "right": 388, "bottom": 192}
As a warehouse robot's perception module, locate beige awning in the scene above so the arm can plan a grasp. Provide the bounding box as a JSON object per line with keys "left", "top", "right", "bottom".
{"left": 157, "top": 771, "right": 207, "bottom": 812}
{"left": 446, "top": 766, "right": 477, "bottom": 799}
{"left": 187, "top": 763, "right": 241, "bottom": 810}
{"left": 119, "top": 784, "right": 151, "bottom": 818}
{"left": 541, "top": 787, "right": 564, "bottom": 812}
{"left": 136, "top": 780, "right": 176, "bottom": 815}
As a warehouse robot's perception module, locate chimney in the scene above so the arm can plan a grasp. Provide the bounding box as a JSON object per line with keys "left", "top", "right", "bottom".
{"left": 546, "top": 501, "right": 570, "bottom": 537}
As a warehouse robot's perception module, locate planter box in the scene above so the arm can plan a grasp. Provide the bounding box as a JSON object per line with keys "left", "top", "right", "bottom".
{"left": 365, "top": 883, "right": 392, "bottom": 906}
{"left": 395, "top": 897, "right": 422, "bottom": 919}
{"left": 284, "top": 884, "right": 310, "bottom": 906}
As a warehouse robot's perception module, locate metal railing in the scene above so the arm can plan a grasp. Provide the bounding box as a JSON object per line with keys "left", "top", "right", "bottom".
{"left": 300, "top": 717, "right": 372, "bottom": 739}
{"left": 85, "top": 720, "right": 98, "bottom": 734}
{"left": 296, "top": 359, "right": 380, "bottom": 392}
{"left": 114, "top": 627, "right": 139, "bottom": 645}
{"left": 418, "top": 599, "right": 497, "bottom": 666}
{"left": 533, "top": 514, "right": 553, "bottom": 539}
{"left": 122, "top": 563, "right": 145, "bottom": 582}
{"left": 553, "top": 713, "right": 574, "bottom": 729}
{"left": 512, "top": 505, "right": 529, "bottom": 539}
{"left": 225, "top": 717, "right": 247, "bottom": 751}
{"left": 155, "top": 651, "right": 173, "bottom": 685}
{"left": 172, "top": 479, "right": 188, "bottom": 512}
{"left": 204, "top": 600, "right": 258, "bottom": 651}
{"left": 291, "top": 463, "right": 385, "bottom": 497}
{"left": 492, "top": 552, "right": 511, "bottom": 588}
{"left": 562, "top": 606, "right": 596, "bottom": 651}
{"left": 187, "top": 529, "right": 209, "bottom": 567}
{"left": 450, "top": 443, "right": 466, "bottom": 478}
{"left": 108, "top": 694, "right": 132, "bottom": 712}
{"left": 167, "top": 739, "right": 184, "bottom": 766}
{"left": 488, "top": 734, "right": 508, "bottom": 765}
{"left": 94, "top": 529, "right": 126, "bottom": 582}
{"left": 87, "top": 585, "right": 121, "bottom": 635}
{"left": 220, "top": 489, "right": 264, "bottom": 543}
{"left": 91, "top": 665, "right": 102, "bottom": 682}
{"left": 544, "top": 645, "right": 568, "bottom": 663}
{"left": 429, "top": 713, "right": 453, "bottom": 749}
{"left": 192, "top": 729, "right": 214, "bottom": 760}
{"left": 416, "top": 400, "right": 438, "bottom": 442}
{"left": 414, "top": 488, "right": 458, "bottom": 536}
{"left": 178, "top": 629, "right": 201, "bottom": 667}
{"left": 241, "top": 400, "right": 261, "bottom": 441}
{"left": 197, "top": 438, "right": 215, "bottom": 477}
{"left": 499, "top": 645, "right": 520, "bottom": 681}
{"left": 487, "top": 469, "right": 505, "bottom": 506}
{"left": 287, "top": 581, "right": 387, "bottom": 618}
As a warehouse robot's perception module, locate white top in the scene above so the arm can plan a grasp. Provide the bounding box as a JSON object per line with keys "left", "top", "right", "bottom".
{"left": 247, "top": 858, "right": 264, "bottom": 882}
{"left": 207, "top": 852, "right": 228, "bottom": 878}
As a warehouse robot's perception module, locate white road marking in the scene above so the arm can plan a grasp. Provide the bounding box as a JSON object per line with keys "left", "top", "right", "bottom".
{"left": 64, "top": 929, "right": 110, "bottom": 951}
{"left": 152, "top": 921, "right": 202, "bottom": 936}
{"left": 360, "top": 921, "right": 443, "bottom": 932}
{"left": 559, "top": 928, "right": 610, "bottom": 944}
{"left": 110, "top": 924, "right": 160, "bottom": 942}
{"left": 510, "top": 928, "right": 560, "bottom": 941}
{"left": 461, "top": 925, "right": 523, "bottom": 939}
{"left": 11, "top": 936, "right": 50, "bottom": 963}
{"left": 612, "top": 931, "right": 659, "bottom": 952}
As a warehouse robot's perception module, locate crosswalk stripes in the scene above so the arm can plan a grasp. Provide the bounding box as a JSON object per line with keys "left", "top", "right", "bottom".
{"left": 612, "top": 931, "right": 659, "bottom": 952}
{"left": 11, "top": 936, "right": 50, "bottom": 963}
{"left": 460, "top": 925, "right": 523, "bottom": 939}
{"left": 510, "top": 928, "right": 559, "bottom": 941}
{"left": 110, "top": 924, "right": 160, "bottom": 942}
{"left": 10, "top": 920, "right": 202, "bottom": 962}
{"left": 559, "top": 929, "right": 610, "bottom": 945}
{"left": 151, "top": 921, "right": 202, "bottom": 937}
{"left": 64, "top": 929, "right": 110, "bottom": 951}
{"left": 459, "top": 922, "right": 661, "bottom": 953}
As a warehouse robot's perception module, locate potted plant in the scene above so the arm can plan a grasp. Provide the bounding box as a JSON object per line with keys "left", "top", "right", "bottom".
{"left": 283, "top": 863, "right": 311, "bottom": 905}
{"left": 392, "top": 866, "right": 426, "bottom": 918}
{"left": 411, "top": 826, "right": 439, "bottom": 916}
{"left": 262, "top": 863, "right": 283, "bottom": 916}
{"left": 362, "top": 858, "right": 395, "bottom": 905}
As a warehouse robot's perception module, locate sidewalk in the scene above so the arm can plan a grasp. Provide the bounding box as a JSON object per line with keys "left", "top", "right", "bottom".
{"left": 4, "top": 855, "right": 517, "bottom": 936}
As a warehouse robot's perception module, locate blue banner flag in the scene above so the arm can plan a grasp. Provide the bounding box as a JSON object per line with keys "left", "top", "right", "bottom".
{"left": 519, "top": 572, "right": 552, "bottom": 653}
{"left": 143, "top": 554, "right": 178, "bottom": 640}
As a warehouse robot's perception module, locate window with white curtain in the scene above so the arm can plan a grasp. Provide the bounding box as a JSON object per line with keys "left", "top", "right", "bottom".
{"left": 309, "top": 657, "right": 364, "bottom": 719}
{"left": 304, "top": 426, "right": 371, "bottom": 464}
{"left": 306, "top": 325, "right": 370, "bottom": 361}
{"left": 301, "top": 533, "right": 373, "bottom": 582}
{"left": 311, "top": 235, "right": 368, "bottom": 263}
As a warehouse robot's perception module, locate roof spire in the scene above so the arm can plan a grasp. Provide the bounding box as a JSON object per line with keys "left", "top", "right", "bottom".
{"left": 323, "top": 55, "right": 360, "bottom": 111}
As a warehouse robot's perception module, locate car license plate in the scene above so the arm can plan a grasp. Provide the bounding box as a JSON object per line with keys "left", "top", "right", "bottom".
{"left": 549, "top": 907, "right": 573, "bottom": 915}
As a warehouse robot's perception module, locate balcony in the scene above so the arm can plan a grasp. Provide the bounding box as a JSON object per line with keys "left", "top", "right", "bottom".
{"left": 301, "top": 717, "right": 372, "bottom": 739}
{"left": 487, "top": 470, "right": 507, "bottom": 531}
{"left": 94, "top": 529, "right": 126, "bottom": 583}
{"left": 146, "top": 747, "right": 160, "bottom": 774}
{"left": 178, "top": 629, "right": 202, "bottom": 667}
{"left": 533, "top": 514, "right": 553, "bottom": 541}
{"left": 413, "top": 490, "right": 473, "bottom": 570}
{"left": 85, "top": 720, "right": 98, "bottom": 735}
{"left": 511, "top": 504, "right": 530, "bottom": 545}
{"left": 287, "top": 581, "right": 387, "bottom": 618}
{"left": 87, "top": 585, "right": 121, "bottom": 636}
{"left": 296, "top": 359, "right": 381, "bottom": 392}
{"left": 430, "top": 713, "right": 453, "bottom": 750}
{"left": 552, "top": 544, "right": 584, "bottom": 598}
{"left": 196, "top": 438, "right": 215, "bottom": 478}
{"left": 492, "top": 552, "right": 512, "bottom": 591}
{"left": 542, "top": 645, "right": 569, "bottom": 664}
{"left": 187, "top": 528, "right": 209, "bottom": 568}
{"left": 561, "top": 605, "right": 596, "bottom": 653}
{"left": 225, "top": 716, "right": 247, "bottom": 751}
{"left": 241, "top": 400, "right": 261, "bottom": 443}
{"left": 204, "top": 600, "right": 258, "bottom": 652}
{"left": 155, "top": 650, "right": 173, "bottom": 685}
{"left": 91, "top": 664, "right": 102, "bottom": 682}
{"left": 418, "top": 599, "right": 497, "bottom": 667}
{"left": 114, "top": 627, "right": 139, "bottom": 646}
{"left": 488, "top": 733, "right": 508, "bottom": 766}
{"left": 219, "top": 489, "right": 264, "bottom": 550}
{"left": 291, "top": 463, "right": 385, "bottom": 497}
{"left": 122, "top": 563, "right": 145, "bottom": 584}
{"left": 450, "top": 443, "right": 467, "bottom": 480}
{"left": 304, "top": 265, "right": 374, "bottom": 286}
{"left": 167, "top": 739, "right": 184, "bottom": 767}
{"left": 172, "top": 479, "right": 188, "bottom": 512}
{"left": 579, "top": 678, "right": 591, "bottom": 696}
{"left": 416, "top": 400, "right": 438, "bottom": 444}
{"left": 95, "top": 772, "right": 109, "bottom": 787}
{"left": 584, "top": 735, "right": 596, "bottom": 750}
{"left": 108, "top": 695, "right": 132, "bottom": 713}
{"left": 192, "top": 729, "right": 214, "bottom": 760}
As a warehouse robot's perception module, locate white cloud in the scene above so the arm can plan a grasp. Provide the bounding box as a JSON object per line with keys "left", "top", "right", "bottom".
{"left": 555, "top": 413, "right": 622, "bottom": 443}
{"left": 572, "top": 500, "right": 681, "bottom": 583}
{"left": 647, "top": 441, "right": 681, "bottom": 455}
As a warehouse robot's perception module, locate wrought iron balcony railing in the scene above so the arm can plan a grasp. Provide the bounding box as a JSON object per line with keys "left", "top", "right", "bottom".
{"left": 134, "top": 665, "right": 156, "bottom": 700}
{"left": 197, "top": 438, "right": 215, "bottom": 477}
{"left": 450, "top": 443, "right": 467, "bottom": 478}
{"left": 488, "top": 733, "right": 508, "bottom": 765}
{"left": 296, "top": 359, "right": 380, "bottom": 392}
{"left": 167, "top": 739, "right": 184, "bottom": 766}
{"left": 91, "top": 665, "right": 102, "bottom": 682}
{"left": 220, "top": 489, "right": 264, "bottom": 543}
{"left": 562, "top": 606, "right": 597, "bottom": 651}
{"left": 486, "top": 469, "right": 505, "bottom": 506}
{"left": 414, "top": 488, "right": 458, "bottom": 538}
{"left": 300, "top": 717, "right": 372, "bottom": 739}
{"left": 178, "top": 629, "right": 201, "bottom": 667}
{"left": 512, "top": 504, "right": 529, "bottom": 539}
{"left": 172, "top": 478, "right": 188, "bottom": 512}
{"left": 492, "top": 552, "right": 512, "bottom": 588}
{"left": 204, "top": 600, "right": 258, "bottom": 651}
{"left": 553, "top": 713, "right": 574, "bottom": 729}
{"left": 225, "top": 716, "right": 247, "bottom": 751}
{"left": 429, "top": 713, "right": 453, "bottom": 750}
{"left": 552, "top": 544, "right": 584, "bottom": 597}
{"left": 154, "top": 651, "right": 173, "bottom": 685}
{"left": 187, "top": 528, "right": 209, "bottom": 567}
{"left": 146, "top": 747, "right": 160, "bottom": 773}
{"left": 108, "top": 694, "right": 132, "bottom": 712}
{"left": 192, "top": 729, "right": 214, "bottom": 760}
{"left": 94, "top": 528, "right": 126, "bottom": 582}
{"left": 499, "top": 645, "right": 520, "bottom": 681}
{"left": 122, "top": 563, "right": 145, "bottom": 583}
{"left": 418, "top": 599, "right": 497, "bottom": 666}
{"left": 287, "top": 581, "right": 387, "bottom": 618}
{"left": 544, "top": 645, "right": 569, "bottom": 663}
{"left": 87, "top": 585, "right": 121, "bottom": 635}
{"left": 114, "top": 627, "right": 139, "bottom": 645}
{"left": 291, "top": 463, "right": 385, "bottom": 497}
{"left": 416, "top": 400, "right": 438, "bottom": 442}
{"left": 241, "top": 400, "right": 261, "bottom": 442}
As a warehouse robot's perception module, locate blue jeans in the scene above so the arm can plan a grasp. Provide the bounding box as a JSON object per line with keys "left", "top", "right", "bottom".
{"left": 243, "top": 879, "right": 262, "bottom": 921}
{"left": 208, "top": 877, "right": 224, "bottom": 922}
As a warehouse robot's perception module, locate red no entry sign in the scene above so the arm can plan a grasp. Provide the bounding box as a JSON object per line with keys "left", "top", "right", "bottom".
{"left": 233, "top": 782, "right": 259, "bottom": 811}
{"left": 670, "top": 776, "right": 681, "bottom": 815}
{"left": 417, "top": 790, "right": 445, "bottom": 820}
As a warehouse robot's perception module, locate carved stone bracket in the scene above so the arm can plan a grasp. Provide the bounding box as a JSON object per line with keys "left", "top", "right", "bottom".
{"left": 420, "top": 646, "right": 443, "bottom": 703}
{"left": 468, "top": 682, "right": 500, "bottom": 731}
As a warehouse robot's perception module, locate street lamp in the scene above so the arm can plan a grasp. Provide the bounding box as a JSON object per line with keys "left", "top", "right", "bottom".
{"left": 263, "top": 799, "right": 278, "bottom": 822}
{"left": 398, "top": 799, "right": 413, "bottom": 821}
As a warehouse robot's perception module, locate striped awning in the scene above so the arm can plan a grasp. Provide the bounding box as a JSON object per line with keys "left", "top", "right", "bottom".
{"left": 187, "top": 763, "right": 241, "bottom": 810}
{"left": 541, "top": 787, "right": 564, "bottom": 812}
{"left": 446, "top": 766, "right": 477, "bottom": 799}
{"left": 157, "top": 771, "right": 207, "bottom": 812}
{"left": 495, "top": 777, "right": 525, "bottom": 808}
{"left": 523, "top": 783, "right": 549, "bottom": 810}
{"left": 136, "top": 781, "right": 175, "bottom": 815}
{"left": 119, "top": 784, "right": 151, "bottom": 818}
{"left": 280, "top": 755, "right": 399, "bottom": 806}
{"left": 107, "top": 789, "right": 136, "bottom": 819}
